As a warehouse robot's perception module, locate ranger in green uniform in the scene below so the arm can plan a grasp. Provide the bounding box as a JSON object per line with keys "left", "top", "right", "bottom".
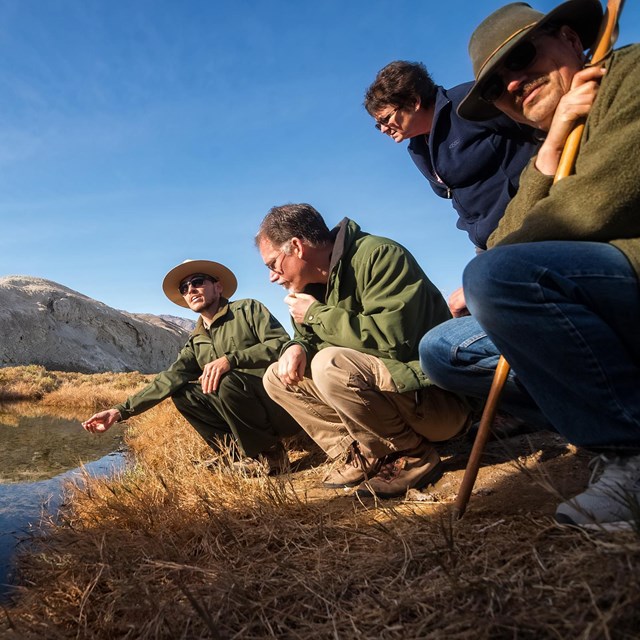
{"left": 82, "top": 259, "right": 300, "bottom": 474}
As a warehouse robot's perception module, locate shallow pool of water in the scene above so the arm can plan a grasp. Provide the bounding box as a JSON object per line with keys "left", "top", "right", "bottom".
{"left": 0, "top": 403, "right": 127, "bottom": 600}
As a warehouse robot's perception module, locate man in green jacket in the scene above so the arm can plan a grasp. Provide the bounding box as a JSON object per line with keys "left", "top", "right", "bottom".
{"left": 421, "top": 0, "right": 640, "bottom": 529}
{"left": 255, "top": 203, "right": 470, "bottom": 499}
{"left": 82, "top": 259, "right": 300, "bottom": 474}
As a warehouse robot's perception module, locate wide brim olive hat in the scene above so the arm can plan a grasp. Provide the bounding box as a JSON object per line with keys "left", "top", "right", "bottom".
{"left": 162, "top": 259, "right": 238, "bottom": 308}
{"left": 457, "top": 0, "right": 603, "bottom": 121}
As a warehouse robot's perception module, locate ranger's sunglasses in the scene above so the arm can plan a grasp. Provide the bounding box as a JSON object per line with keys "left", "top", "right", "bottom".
{"left": 179, "top": 275, "right": 216, "bottom": 296}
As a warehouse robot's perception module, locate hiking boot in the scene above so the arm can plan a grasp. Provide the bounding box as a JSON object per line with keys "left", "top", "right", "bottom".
{"left": 355, "top": 443, "right": 443, "bottom": 499}
{"left": 323, "top": 442, "right": 382, "bottom": 488}
{"left": 232, "top": 442, "right": 290, "bottom": 477}
{"left": 555, "top": 453, "right": 640, "bottom": 531}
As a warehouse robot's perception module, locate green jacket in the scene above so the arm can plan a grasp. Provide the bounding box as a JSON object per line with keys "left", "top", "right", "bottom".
{"left": 286, "top": 218, "right": 451, "bottom": 393}
{"left": 115, "top": 298, "right": 289, "bottom": 419}
{"left": 488, "top": 44, "right": 640, "bottom": 281}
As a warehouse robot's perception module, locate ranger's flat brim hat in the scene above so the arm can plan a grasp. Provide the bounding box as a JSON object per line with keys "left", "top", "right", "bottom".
{"left": 162, "top": 259, "right": 238, "bottom": 308}
{"left": 457, "top": 0, "right": 603, "bottom": 121}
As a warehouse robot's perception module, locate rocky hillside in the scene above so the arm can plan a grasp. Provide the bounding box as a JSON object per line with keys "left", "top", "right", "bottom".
{"left": 0, "top": 276, "right": 192, "bottom": 374}
{"left": 158, "top": 315, "right": 196, "bottom": 332}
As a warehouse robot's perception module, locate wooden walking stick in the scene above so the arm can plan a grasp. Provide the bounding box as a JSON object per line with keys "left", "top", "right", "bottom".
{"left": 454, "top": 0, "right": 625, "bottom": 518}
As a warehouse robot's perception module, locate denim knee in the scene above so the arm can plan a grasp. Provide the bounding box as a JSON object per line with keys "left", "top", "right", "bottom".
{"left": 463, "top": 247, "right": 526, "bottom": 322}
{"left": 419, "top": 325, "right": 454, "bottom": 388}
{"left": 463, "top": 250, "right": 498, "bottom": 305}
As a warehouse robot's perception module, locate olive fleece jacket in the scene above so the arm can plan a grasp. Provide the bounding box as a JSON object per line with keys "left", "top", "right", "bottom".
{"left": 487, "top": 44, "right": 640, "bottom": 282}
{"left": 115, "top": 298, "right": 289, "bottom": 419}
{"left": 285, "top": 218, "right": 452, "bottom": 393}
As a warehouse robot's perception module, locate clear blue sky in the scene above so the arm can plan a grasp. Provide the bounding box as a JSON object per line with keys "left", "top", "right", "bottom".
{"left": 2, "top": 0, "right": 638, "bottom": 328}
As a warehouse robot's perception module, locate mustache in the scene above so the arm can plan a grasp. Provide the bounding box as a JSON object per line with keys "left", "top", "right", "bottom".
{"left": 514, "top": 76, "right": 548, "bottom": 106}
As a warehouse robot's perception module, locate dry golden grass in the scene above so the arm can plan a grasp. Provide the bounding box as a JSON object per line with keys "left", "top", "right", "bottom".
{"left": 1, "top": 394, "right": 640, "bottom": 639}
{"left": 0, "top": 365, "right": 60, "bottom": 401}
{"left": 0, "top": 366, "right": 152, "bottom": 409}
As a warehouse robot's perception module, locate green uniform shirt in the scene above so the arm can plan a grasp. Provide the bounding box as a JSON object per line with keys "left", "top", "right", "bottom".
{"left": 115, "top": 298, "right": 289, "bottom": 419}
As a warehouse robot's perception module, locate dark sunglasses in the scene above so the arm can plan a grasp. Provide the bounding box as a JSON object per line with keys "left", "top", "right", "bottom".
{"left": 178, "top": 275, "right": 216, "bottom": 296}
{"left": 480, "top": 39, "right": 538, "bottom": 104}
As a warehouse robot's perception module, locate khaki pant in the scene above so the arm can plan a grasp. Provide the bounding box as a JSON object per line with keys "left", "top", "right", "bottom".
{"left": 263, "top": 347, "right": 470, "bottom": 460}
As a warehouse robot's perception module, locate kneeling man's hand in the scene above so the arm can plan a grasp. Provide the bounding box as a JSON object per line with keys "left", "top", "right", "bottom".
{"left": 279, "top": 344, "right": 307, "bottom": 386}
{"left": 448, "top": 286, "right": 470, "bottom": 318}
{"left": 200, "top": 356, "right": 231, "bottom": 394}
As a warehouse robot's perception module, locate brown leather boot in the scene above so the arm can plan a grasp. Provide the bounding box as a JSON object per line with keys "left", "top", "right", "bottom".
{"left": 323, "top": 441, "right": 382, "bottom": 488}
{"left": 355, "top": 442, "right": 442, "bottom": 499}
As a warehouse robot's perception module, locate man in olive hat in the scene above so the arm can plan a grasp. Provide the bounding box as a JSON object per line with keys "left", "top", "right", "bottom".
{"left": 83, "top": 259, "right": 300, "bottom": 474}
{"left": 421, "top": 0, "right": 640, "bottom": 529}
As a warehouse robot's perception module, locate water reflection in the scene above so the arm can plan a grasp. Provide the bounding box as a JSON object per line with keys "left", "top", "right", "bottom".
{"left": 0, "top": 403, "right": 125, "bottom": 483}
{"left": 0, "top": 403, "right": 126, "bottom": 600}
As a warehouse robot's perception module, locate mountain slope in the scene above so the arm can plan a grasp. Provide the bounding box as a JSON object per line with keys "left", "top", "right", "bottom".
{"left": 0, "top": 276, "right": 191, "bottom": 373}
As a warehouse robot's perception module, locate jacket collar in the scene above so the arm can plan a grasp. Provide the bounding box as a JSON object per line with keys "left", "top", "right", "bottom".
{"left": 299, "top": 218, "right": 360, "bottom": 303}
{"left": 193, "top": 297, "right": 230, "bottom": 335}
{"left": 328, "top": 217, "right": 360, "bottom": 272}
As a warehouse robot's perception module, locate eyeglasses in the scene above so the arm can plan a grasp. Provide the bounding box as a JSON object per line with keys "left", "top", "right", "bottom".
{"left": 178, "top": 275, "right": 216, "bottom": 296}
{"left": 264, "top": 249, "right": 289, "bottom": 275}
{"left": 480, "top": 39, "right": 538, "bottom": 104}
{"left": 374, "top": 106, "right": 400, "bottom": 131}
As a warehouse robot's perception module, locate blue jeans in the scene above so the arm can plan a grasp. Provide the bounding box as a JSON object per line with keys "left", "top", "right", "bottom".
{"left": 421, "top": 242, "right": 640, "bottom": 452}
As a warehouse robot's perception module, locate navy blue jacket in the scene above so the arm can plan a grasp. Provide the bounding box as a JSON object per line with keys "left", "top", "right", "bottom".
{"left": 408, "top": 82, "right": 539, "bottom": 249}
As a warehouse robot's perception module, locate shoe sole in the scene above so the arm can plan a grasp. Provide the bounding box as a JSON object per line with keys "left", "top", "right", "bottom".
{"left": 555, "top": 513, "right": 634, "bottom": 532}
{"left": 323, "top": 478, "right": 364, "bottom": 489}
